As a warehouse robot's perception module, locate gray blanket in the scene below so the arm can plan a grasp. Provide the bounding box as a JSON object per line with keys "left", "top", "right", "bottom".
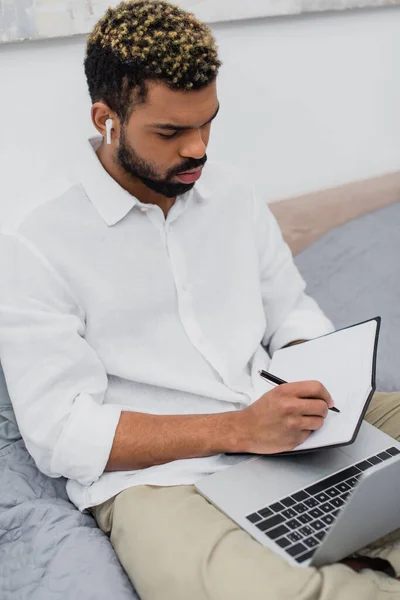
{"left": 1, "top": 202, "right": 399, "bottom": 599}
{"left": 0, "top": 368, "right": 138, "bottom": 600}
{"left": 295, "top": 202, "right": 400, "bottom": 392}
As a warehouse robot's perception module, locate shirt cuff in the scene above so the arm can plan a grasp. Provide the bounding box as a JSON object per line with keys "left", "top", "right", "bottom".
{"left": 269, "top": 309, "right": 334, "bottom": 355}
{"left": 50, "top": 392, "right": 122, "bottom": 486}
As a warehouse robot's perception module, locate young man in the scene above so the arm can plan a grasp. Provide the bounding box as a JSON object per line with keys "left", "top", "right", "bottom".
{"left": 0, "top": 1, "right": 399, "bottom": 598}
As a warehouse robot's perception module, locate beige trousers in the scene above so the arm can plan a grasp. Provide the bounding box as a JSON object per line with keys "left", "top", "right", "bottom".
{"left": 94, "top": 392, "right": 400, "bottom": 600}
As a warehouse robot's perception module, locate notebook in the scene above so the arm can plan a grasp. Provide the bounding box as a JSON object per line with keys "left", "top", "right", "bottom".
{"left": 267, "top": 317, "right": 380, "bottom": 454}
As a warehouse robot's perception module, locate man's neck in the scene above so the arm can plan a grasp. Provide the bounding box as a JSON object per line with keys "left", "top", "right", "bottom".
{"left": 96, "top": 142, "right": 175, "bottom": 218}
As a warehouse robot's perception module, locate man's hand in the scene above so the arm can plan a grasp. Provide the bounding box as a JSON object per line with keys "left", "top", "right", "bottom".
{"left": 105, "top": 380, "right": 333, "bottom": 472}
{"left": 233, "top": 381, "right": 334, "bottom": 455}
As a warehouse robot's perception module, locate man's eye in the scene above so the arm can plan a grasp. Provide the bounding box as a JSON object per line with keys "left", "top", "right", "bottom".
{"left": 158, "top": 132, "right": 178, "bottom": 139}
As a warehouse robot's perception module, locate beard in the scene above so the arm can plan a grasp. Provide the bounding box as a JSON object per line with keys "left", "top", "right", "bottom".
{"left": 117, "top": 128, "right": 207, "bottom": 199}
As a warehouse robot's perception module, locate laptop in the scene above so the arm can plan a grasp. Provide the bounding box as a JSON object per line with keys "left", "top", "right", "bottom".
{"left": 196, "top": 421, "right": 400, "bottom": 567}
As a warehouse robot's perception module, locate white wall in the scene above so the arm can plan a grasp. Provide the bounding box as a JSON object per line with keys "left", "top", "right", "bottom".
{"left": 0, "top": 7, "right": 400, "bottom": 222}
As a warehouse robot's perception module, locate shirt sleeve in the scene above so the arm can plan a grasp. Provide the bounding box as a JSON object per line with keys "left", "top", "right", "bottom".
{"left": 252, "top": 191, "right": 334, "bottom": 354}
{"left": 0, "top": 233, "right": 122, "bottom": 486}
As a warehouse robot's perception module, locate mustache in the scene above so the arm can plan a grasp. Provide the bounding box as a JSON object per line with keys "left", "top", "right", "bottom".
{"left": 168, "top": 155, "right": 208, "bottom": 178}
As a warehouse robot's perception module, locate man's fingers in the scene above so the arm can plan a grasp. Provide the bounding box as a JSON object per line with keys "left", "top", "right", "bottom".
{"left": 296, "top": 380, "right": 332, "bottom": 403}
{"left": 286, "top": 380, "right": 334, "bottom": 408}
{"left": 300, "top": 416, "right": 325, "bottom": 431}
{"left": 298, "top": 399, "right": 329, "bottom": 418}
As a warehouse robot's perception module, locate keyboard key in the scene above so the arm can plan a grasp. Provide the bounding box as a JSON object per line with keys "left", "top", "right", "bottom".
{"left": 311, "top": 520, "right": 326, "bottom": 531}
{"left": 247, "top": 513, "right": 262, "bottom": 524}
{"left": 322, "top": 514, "right": 335, "bottom": 526}
{"left": 377, "top": 451, "right": 392, "bottom": 461}
{"left": 356, "top": 460, "right": 374, "bottom": 472}
{"left": 288, "top": 532, "right": 303, "bottom": 543}
{"left": 282, "top": 508, "right": 297, "bottom": 519}
{"left": 287, "top": 542, "right": 308, "bottom": 558}
{"left": 336, "top": 482, "right": 351, "bottom": 493}
{"left": 341, "top": 492, "right": 350, "bottom": 501}
{"left": 320, "top": 502, "right": 334, "bottom": 513}
{"left": 298, "top": 513, "right": 313, "bottom": 524}
{"left": 292, "top": 491, "right": 309, "bottom": 502}
{"left": 330, "top": 497, "right": 345, "bottom": 509}
{"left": 309, "top": 508, "right": 324, "bottom": 519}
{"left": 347, "top": 477, "right": 359, "bottom": 488}
{"left": 315, "top": 530, "right": 326, "bottom": 541}
{"left": 368, "top": 455, "right": 382, "bottom": 465}
{"left": 259, "top": 507, "right": 274, "bottom": 519}
{"left": 332, "top": 510, "right": 339, "bottom": 518}
{"left": 266, "top": 524, "right": 290, "bottom": 540}
{"left": 293, "top": 503, "right": 308, "bottom": 514}
{"left": 270, "top": 502, "right": 286, "bottom": 513}
{"left": 387, "top": 447, "right": 400, "bottom": 457}
{"left": 304, "top": 498, "right": 319, "bottom": 509}
{"left": 299, "top": 526, "right": 314, "bottom": 537}
{"left": 256, "top": 514, "right": 285, "bottom": 532}
{"left": 305, "top": 466, "right": 361, "bottom": 495}
{"left": 297, "top": 549, "right": 316, "bottom": 563}
{"left": 281, "top": 497, "right": 296, "bottom": 508}
{"left": 326, "top": 487, "right": 341, "bottom": 498}
{"left": 286, "top": 519, "right": 302, "bottom": 530}
{"left": 304, "top": 536, "right": 320, "bottom": 548}
{"left": 315, "top": 492, "right": 330, "bottom": 503}
{"left": 276, "top": 536, "right": 291, "bottom": 549}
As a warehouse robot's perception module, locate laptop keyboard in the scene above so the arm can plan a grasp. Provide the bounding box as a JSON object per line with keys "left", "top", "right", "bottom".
{"left": 246, "top": 446, "right": 400, "bottom": 564}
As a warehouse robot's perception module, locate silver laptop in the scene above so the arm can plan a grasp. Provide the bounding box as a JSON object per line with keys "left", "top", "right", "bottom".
{"left": 196, "top": 422, "right": 400, "bottom": 567}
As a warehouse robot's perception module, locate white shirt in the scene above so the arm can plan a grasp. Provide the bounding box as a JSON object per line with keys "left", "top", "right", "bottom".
{"left": 0, "top": 138, "right": 333, "bottom": 511}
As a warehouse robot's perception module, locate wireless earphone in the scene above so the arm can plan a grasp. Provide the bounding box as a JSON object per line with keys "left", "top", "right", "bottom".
{"left": 105, "top": 118, "right": 113, "bottom": 145}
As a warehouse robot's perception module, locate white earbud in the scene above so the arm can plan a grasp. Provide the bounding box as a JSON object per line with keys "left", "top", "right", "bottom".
{"left": 105, "top": 118, "right": 113, "bottom": 145}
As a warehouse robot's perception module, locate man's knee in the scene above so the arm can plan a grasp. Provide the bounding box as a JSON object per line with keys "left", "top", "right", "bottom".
{"left": 365, "top": 392, "right": 400, "bottom": 441}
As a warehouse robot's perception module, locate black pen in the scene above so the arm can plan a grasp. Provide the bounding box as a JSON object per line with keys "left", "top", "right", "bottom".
{"left": 258, "top": 370, "right": 341, "bottom": 414}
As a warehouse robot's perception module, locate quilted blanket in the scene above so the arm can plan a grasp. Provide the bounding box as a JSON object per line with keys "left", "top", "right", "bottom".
{"left": 0, "top": 366, "right": 138, "bottom": 600}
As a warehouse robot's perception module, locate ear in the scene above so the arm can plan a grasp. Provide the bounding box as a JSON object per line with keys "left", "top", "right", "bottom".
{"left": 91, "top": 102, "right": 121, "bottom": 144}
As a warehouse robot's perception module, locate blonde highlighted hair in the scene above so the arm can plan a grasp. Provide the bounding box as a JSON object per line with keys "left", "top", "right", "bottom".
{"left": 84, "top": 0, "right": 221, "bottom": 120}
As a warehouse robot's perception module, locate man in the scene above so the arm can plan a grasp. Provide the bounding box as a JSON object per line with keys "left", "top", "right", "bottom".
{"left": 0, "top": 1, "right": 399, "bottom": 598}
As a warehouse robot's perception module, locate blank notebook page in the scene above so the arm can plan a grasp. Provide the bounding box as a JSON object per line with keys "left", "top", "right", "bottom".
{"left": 269, "top": 319, "right": 378, "bottom": 452}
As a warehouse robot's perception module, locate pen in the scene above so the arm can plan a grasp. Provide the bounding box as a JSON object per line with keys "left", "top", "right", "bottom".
{"left": 258, "top": 370, "right": 341, "bottom": 414}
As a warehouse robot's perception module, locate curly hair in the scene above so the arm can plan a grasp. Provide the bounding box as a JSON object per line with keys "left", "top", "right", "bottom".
{"left": 84, "top": 0, "right": 221, "bottom": 122}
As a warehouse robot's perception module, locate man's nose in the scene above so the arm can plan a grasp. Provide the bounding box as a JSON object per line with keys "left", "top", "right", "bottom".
{"left": 180, "top": 130, "right": 207, "bottom": 160}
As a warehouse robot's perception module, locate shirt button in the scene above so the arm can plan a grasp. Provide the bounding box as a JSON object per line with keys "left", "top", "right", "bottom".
{"left": 140, "top": 207, "right": 149, "bottom": 212}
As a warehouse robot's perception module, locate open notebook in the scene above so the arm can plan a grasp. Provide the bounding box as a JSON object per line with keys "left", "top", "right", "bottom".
{"left": 268, "top": 317, "right": 380, "bottom": 454}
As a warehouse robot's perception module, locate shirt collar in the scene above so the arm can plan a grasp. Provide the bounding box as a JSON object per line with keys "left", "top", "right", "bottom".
{"left": 74, "top": 137, "right": 139, "bottom": 227}
{"left": 73, "top": 137, "right": 208, "bottom": 227}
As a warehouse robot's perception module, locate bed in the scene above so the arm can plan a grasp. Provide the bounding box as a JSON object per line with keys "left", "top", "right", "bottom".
{"left": 1, "top": 191, "right": 399, "bottom": 599}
